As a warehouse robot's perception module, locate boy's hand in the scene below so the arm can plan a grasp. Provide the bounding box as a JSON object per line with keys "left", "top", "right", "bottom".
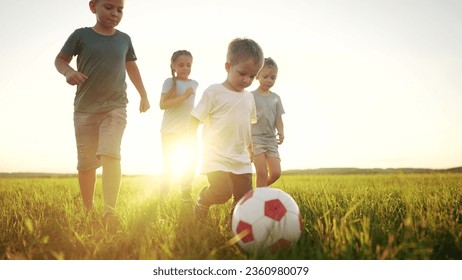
{"left": 139, "top": 97, "right": 150, "bottom": 113}
{"left": 247, "top": 145, "right": 254, "bottom": 163}
{"left": 65, "top": 70, "right": 88, "bottom": 85}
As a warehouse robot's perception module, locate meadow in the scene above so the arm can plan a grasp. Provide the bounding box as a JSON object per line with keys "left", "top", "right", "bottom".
{"left": 1, "top": 172, "right": 461, "bottom": 260}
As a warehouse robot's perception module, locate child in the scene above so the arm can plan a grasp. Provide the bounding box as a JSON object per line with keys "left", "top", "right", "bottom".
{"left": 159, "top": 50, "right": 198, "bottom": 201}
{"left": 54, "top": 0, "right": 150, "bottom": 226}
{"left": 190, "top": 38, "right": 264, "bottom": 222}
{"left": 251, "top": 58, "right": 285, "bottom": 187}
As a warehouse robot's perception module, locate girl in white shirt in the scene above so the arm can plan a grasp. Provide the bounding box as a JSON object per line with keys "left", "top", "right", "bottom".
{"left": 159, "top": 50, "right": 198, "bottom": 201}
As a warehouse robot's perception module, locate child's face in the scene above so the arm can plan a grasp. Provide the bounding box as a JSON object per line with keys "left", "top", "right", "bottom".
{"left": 172, "top": 55, "right": 193, "bottom": 80}
{"left": 90, "top": 0, "right": 124, "bottom": 30}
{"left": 224, "top": 59, "right": 262, "bottom": 92}
{"left": 257, "top": 66, "right": 278, "bottom": 91}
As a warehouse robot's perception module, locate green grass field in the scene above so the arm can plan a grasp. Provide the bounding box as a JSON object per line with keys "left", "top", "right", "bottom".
{"left": 1, "top": 173, "right": 461, "bottom": 260}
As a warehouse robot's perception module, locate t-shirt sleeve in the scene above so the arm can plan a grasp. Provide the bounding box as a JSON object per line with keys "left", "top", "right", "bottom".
{"left": 191, "top": 86, "right": 212, "bottom": 121}
{"left": 193, "top": 80, "right": 199, "bottom": 91}
{"left": 161, "top": 78, "right": 174, "bottom": 94}
{"left": 276, "top": 94, "right": 285, "bottom": 116}
{"left": 250, "top": 96, "right": 257, "bottom": 124}
{"left": 60, "top": 29, "right": 81, "bottom": 57}
{"left": 125, "top": 36, "right": 137, "bottom": 61}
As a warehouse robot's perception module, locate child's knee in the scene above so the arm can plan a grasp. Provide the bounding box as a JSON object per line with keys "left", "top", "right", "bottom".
{"left": 271, "top": 170, "right": 281, "bottom": 179}
{"left": 256, "top": 169, "right": 268, "bottom": 178}
{"left": 198, "top": 187, "right": 231, "bottom": 206}
{"left": 100, "top": 155, "right": 119, "bottom": 162}
{"left": 100, "top": 155, "right": 121, "bottom": 169}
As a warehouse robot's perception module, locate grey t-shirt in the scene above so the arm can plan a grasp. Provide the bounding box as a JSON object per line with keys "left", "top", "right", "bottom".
{"left": 251, "top": 91, "right": 285, "bottom": 145}
{"left": 60, "top": 27, "right": 137, "bottom": 113}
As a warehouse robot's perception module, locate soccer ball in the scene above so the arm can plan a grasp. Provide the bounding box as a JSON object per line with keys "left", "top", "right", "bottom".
{"left": 231, "top": 187, "right": 303, "bottom": 252}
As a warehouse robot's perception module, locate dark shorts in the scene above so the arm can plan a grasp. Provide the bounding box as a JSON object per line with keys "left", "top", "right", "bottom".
{"left": 198, "top": 171, "right": 252, "bottom": 207}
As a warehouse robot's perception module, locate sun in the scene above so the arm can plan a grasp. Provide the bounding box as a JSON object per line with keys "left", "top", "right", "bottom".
{"left": 159, "top": 131, "right": 203, "bottom": 183}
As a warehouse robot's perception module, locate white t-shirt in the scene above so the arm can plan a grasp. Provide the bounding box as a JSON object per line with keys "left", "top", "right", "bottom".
{"left": 192, "top": 84, "right": 257, "bottom": 174}
{"left": 160, "top": 78, "right": 198, "bottom": 134}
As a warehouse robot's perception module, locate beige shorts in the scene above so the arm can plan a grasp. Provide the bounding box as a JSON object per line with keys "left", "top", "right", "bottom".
{"left": 252, "top": 142, "right": 280, "bottom": 158}
{"left": 73, "top": 107, "right": 127, "bottom": 170}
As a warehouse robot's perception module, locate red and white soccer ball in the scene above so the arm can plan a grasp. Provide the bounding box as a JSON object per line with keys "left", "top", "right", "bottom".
{"left": 232, "top": 187, "right": 303, "bottom": 252}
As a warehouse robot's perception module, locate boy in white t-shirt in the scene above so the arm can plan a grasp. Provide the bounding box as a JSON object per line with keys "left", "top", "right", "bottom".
{"left": 190, "top": 38, "right": 264, "bottom": 222}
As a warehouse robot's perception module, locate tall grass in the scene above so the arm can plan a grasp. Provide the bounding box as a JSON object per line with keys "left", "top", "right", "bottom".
{"left": 1, "top": 173, "right": 461, "bottom": 260}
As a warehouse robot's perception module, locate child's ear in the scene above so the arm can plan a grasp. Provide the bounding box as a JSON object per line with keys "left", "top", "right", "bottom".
{"left": 225, "top": 62, "right": 231, "bottom": 72}
{"left": 89, "top": 1, "right": 96, "bottom": 13}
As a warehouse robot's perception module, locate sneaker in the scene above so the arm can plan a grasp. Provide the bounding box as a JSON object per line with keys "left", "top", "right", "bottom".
{"left": 194, "top": 202, "right": 209, "bottom": 222}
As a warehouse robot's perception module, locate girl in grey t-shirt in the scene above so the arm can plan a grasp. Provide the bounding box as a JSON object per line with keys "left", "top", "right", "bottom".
{"left": 251, "top": 58, "right": 285, "bottom": 187}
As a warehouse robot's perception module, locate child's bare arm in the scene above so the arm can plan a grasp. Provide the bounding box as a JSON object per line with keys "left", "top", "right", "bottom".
{"left": 159, "top": 85, "right": 176, "bottom": 109}
{"left": 189, "top": 116, "right": 201, "bottom": 155}
{"left": 126, "top": 61, "right": 150, "bottom": 113}
{"left": 275, "top": 115, "right": 284, "bottom": 144}
{"left": 159, "top": 87, "right": 194, "bottom": 110}
{"left": 55, "top": 52, "right": 88, "bottom": 85}
{"left": 247, "top": 142, "right": 254, "bottom": 163}
{"left": 189, "top": 116, "right": 200, "bottom": 135}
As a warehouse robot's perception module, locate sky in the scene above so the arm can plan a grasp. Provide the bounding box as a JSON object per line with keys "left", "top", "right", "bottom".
{"left": 0, "top": 0, "right": 461, "bottom": 174}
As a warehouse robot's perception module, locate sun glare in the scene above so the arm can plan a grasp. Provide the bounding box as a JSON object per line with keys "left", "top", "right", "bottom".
{"left": 169, "top": 145, "right": 198, "bottom": 180}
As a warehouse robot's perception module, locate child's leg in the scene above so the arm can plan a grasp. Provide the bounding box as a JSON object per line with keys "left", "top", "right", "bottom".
{"left": 180, "top": 176, "right": 193, "bottom": 201}
{"left": 97, "top": 107, "right": 126, "bottom": 216}
{"left": 231, "top": 173, "right": 253, "bottom": 207}
{"left": 78, "top": 169, "right": 96, "bottom": 211}
{"left": 195, "top": 171, "right": 234, "bottom": 220}
{"left": 160, "top": 134, "right": 175, "bottom": 193}
{"left": 180, "top": 136, "right": 197, "bottom": 201}
{"left": 253, "top": 153, "right": 269, "bottom": 187}
{"left": 74, "top": 111, "right": 100, "bottom": 212}
{"left": 100, "top": 155, "right": 121, "bottom": 215}
{"left": 229, "top": 173, "right": 253, "bottom": 224}
{"left": 266, "top": 156, "right": 281, "bottom": 186}
{"left": 199, "top": 171, "right": 234, "bottom": 205}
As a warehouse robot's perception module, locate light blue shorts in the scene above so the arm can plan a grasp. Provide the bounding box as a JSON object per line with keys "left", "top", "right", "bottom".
{"left": 73, "top": 107, "right": 127, "bottom": 171}
{"left": 252, "top": 143, "right": 280, "bottom": 158}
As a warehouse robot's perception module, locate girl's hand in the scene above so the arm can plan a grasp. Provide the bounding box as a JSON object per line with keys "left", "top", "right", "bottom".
{"left": 184, "top": 87, "right": 195, "bottom": 99}
{"left": 277, "top": 132, "right": 285, "bottom": 144}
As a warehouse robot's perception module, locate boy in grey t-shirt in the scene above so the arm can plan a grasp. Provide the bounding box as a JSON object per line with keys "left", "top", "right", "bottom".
{"left": 54, "top": 0, "right": 150, "bottom": 229}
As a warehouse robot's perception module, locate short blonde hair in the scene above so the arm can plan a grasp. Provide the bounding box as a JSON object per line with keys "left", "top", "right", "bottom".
{"left": 263, "top": 57, "right": 277, "bottom": 70}
{"left": 226, "top": 38, "right": 264, "bottom": 66}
